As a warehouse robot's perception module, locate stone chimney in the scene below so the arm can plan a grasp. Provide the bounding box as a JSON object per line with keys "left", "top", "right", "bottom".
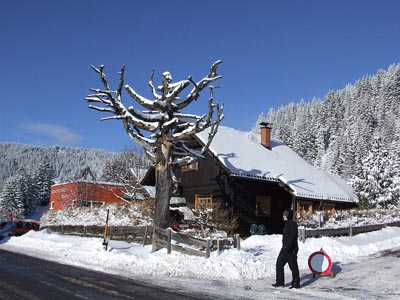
{"left": 260, "top": 122, "right": 272, "bottom": 149}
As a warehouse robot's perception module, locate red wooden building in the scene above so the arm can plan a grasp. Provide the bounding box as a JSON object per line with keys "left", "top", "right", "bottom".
{"left": 50, "top": 181, "right": 125, "bottom": 210}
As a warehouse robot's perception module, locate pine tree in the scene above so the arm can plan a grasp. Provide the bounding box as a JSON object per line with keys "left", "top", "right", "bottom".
{"left": 352, "top": 137, "right": 400, "bottom": 209}
{"left": 33, "top": 158, "right": 55, "bottom": 205}
{"left": 15, "top": 169, "right": 35, "bottom": 216}
{"left": 0, "top": 175, "right": 25, "bottom": 218}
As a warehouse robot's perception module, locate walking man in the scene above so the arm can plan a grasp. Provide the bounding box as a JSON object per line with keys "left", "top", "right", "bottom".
{"left": 272, "top": 209, "right": 300, "bottom": 288}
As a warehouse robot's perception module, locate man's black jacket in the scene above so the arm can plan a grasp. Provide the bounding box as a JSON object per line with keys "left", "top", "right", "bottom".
{"left": 282, "top": 219, "right": 299, "bottom": 254}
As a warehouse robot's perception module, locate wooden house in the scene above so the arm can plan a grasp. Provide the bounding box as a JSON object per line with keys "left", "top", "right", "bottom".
{"left": 142, "top": 125, "right": 358, "bottom": 235}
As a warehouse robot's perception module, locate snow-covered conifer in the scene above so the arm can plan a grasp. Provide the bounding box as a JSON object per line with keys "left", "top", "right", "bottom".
{"left": 353, "top": 137, "right": 400, "bottom": 209}
{"left": 33, "top": 157, "right": 55, "bottom": 205}
{"left": 0, "top": 175, "right": 25, "bottom": 218}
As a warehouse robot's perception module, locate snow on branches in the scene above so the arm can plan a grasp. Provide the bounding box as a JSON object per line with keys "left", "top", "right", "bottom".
{"left": 86, "top": 61, "right": 224, "bottom": 229}
{"left": 85, "top": 61, "right": 224, "bottom": 166}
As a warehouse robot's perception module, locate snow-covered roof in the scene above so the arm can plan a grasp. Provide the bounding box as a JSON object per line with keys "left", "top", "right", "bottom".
{"left": 142, "top": 185, "right": 156, "bottom": 198}
{"left": 196, "top": 126, "right": 357, "bottom": 203}
{"left": 52, "top": 180, "right": 125, "bottom": 187}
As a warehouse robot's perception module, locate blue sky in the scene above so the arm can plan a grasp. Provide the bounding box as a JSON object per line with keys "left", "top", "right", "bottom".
{"left": 1, "top": 0, "right": 400, "bottom": 152}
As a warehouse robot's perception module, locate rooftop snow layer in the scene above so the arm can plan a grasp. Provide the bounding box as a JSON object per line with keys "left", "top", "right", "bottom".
{"left": 196, "top": 126, "right": 357, "bottom": 203}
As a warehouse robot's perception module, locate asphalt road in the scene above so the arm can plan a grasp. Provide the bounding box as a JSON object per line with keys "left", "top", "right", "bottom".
{"left": 0, "top": 249, "right": 216, "bottom": 300}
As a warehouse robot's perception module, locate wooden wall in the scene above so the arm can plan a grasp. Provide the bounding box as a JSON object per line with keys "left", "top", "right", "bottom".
{"left": 177, "top": 151, "right": 293, "bottom": 235}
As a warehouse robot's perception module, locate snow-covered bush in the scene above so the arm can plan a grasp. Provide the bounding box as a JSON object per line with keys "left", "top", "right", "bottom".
{"left": 188, "top": 201, "right": 238, "bottom": 238}
{"left": 297, "top": 207, "right": 400, "bottom": 229}
{"left": 40, "top": 201, "right": 154, "bottom": 226}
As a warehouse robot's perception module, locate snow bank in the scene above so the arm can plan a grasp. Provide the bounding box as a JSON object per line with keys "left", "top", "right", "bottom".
{"left": 2, "top": 226, "right": 400, "bottom": 282}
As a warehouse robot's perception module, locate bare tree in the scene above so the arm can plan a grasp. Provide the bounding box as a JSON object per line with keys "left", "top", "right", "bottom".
{"left": 85, "top": 60, "right": 224, "bottom": 229}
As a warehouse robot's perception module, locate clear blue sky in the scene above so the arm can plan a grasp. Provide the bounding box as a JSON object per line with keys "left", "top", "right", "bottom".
{"left": 1, "top": 0, "right": 400, "bottom": 152}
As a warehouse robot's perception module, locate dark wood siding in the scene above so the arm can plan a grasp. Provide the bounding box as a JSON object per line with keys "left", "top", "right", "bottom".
{"left": 177, "top": 150, "right": 293, "bottom": 235}
{"left": 176, "top": 151, "right": 231, "bottom": 207}
{"left": 230, "top": 177, "right": 292, "bottom": 235}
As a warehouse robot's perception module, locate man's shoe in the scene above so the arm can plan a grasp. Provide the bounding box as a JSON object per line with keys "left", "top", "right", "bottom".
{"left": 289, "top": 284, "right": 300, "bottom": 289}
{"left": 272, "top": 283, "right": 284, "bottom": 288}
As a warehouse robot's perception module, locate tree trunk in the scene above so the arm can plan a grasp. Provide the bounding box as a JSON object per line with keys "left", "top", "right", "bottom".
{"left": 154, "top": 141, "right": 172, "bottom": 229}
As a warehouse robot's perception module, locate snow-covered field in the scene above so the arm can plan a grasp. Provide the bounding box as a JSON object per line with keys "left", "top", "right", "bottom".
{"left": 1, "top": 226, "right": 400, "bottom": 299}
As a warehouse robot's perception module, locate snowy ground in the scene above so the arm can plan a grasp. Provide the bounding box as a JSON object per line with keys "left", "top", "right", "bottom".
{"left": 1, "top": 226, "right": 400, "bottom": 299}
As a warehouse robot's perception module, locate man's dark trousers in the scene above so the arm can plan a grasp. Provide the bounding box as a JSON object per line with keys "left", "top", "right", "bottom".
{"left": 275, "top": 248, "right": 300, "bottom": 286}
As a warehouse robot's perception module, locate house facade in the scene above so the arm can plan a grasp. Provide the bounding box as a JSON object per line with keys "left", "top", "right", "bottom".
{"left": 142, "top": 125, "right": 358, "bottom": 235}
{"left": 50, "top": 181, "right": 125, "bottom": 210}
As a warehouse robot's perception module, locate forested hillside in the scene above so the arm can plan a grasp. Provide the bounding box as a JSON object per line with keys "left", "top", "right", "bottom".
{"left": 255, "top": 63, "right": 400, "bottom": 181}
{"left": 0, "top": 143, "right": 118, "bottom": 191}
{"left": 0, "top": 143, "right": 153, "bottom": 219}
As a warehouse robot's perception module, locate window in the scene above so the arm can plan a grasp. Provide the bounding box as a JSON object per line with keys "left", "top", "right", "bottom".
{"left": 182, "top": 161, "right": 199, "bottom": 172}
{"left": 79, "top": 200, "right": 104, "bottom": 209}
{"left": 71, "top": 200, "right": 77, "bottom": 209}
{"left": 256, "top": 196, "right": 271, "bottom": 216}
{"left": 195, "top": 194, "right": 213, "bottom": 209}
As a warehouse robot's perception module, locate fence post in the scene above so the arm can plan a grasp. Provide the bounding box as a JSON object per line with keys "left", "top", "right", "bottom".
{"left": 300, "top": 228, "right": 306, "bottom": 243}
{"left": 349, "top": 226, "right": 353, "bottom": 237}
{"left": 206, "top": 239, "right": 212, "bottom": 258}
{"left": 143, "top": 225, "right": 149, "bottom": 246}
{"left": 167, "top": 228, "right": 172, "bottom": 254}
{"left": 151, "top": 226, "right": 161, "bottom": 253}
{"left": 235, "top": 234, "right": 241, "bottom": 250}
{"left": 108, "top": 226, "right": 113, "bottom": 240}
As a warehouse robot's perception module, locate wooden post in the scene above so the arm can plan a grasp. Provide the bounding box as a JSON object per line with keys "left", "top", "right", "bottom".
{"left": 167, "top": 228, "right": 172, "bottom": 254}
{"left": 143, "top": 225, "right": 149, "bottom": 246}
{"left": 108, "top": 226, "right": 113, "bottom": 240}
{"left": 291, "top": 194, "right": 296, "bottom": 212}
{"left": 235, "top": 234, "right": 241, "bottom": 250}
{"left": 299, "top": 227, "right": 306, "bottom": 243}
{"left": 206, "top": 239, "right": 212, "bottom": 258}
{"left": 151, "top": 226, "right": 161, "bottom": 253}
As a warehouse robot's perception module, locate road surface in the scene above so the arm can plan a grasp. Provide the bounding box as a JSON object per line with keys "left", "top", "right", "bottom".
{"left": 0, "top": 249, "right": 219, "bottom": 300}
{"left": 1, "top": 248, "right": 399, "bottom": 300}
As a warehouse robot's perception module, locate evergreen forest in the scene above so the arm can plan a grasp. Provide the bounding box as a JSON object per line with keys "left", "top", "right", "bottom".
{"left": 255, "top": 63, "right": 400, "bottom": 209}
